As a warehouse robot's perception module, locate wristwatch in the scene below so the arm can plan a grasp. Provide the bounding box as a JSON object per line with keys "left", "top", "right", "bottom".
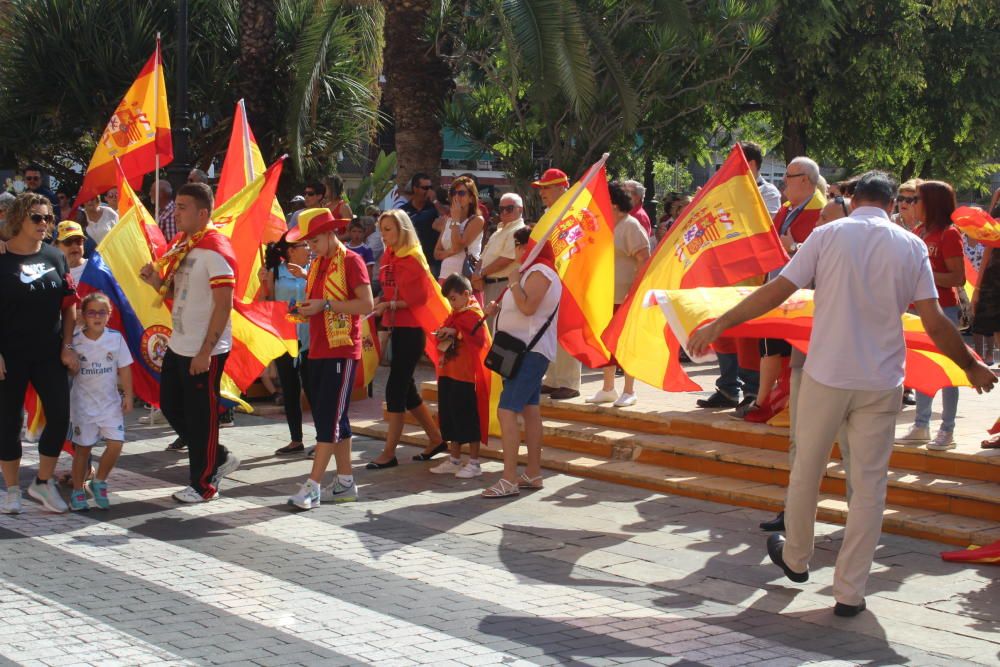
{"left": 323, "top": 300, "right": 332, "bottom": 312}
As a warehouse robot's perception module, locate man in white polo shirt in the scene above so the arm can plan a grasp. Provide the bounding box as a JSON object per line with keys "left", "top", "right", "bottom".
{"left": 473, "top": 192, "right": 525, "bottom": 331}
{"left": 689, "top": 171, "right": 995, "bottom": 617}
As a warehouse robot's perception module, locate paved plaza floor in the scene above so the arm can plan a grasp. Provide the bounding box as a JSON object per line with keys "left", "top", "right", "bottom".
{"left": 0, "top": 401, "right": 996, "bottom": 667}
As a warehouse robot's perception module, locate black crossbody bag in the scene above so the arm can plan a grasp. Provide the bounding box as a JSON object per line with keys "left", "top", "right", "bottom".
{"left": 485, "top": 300, "right": 558, "bottom": 379}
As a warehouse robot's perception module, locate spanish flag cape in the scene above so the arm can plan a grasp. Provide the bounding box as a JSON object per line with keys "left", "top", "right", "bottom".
{"left": 386, "top": 243, "right": 451, "bottom": 363}
{"left": 442, "top": 302, "right": 494, "bottom": 445}
{"left": 952, "top": 207, "right": 1000, "bottom": 247}
{"left": 774, "top": 188, "right": 826, "bottom": 242}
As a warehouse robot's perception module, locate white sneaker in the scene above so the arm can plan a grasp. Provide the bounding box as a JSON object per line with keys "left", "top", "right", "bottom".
{"left": 212, "top": 453, "right": 241, "bottom": 490}
{"left": 287, "top": 480, "right": 321, "bottom": 510}
{"left": 138, "top": 408, "right": 165, "bottom": 425}
{"left": 896, "top": 425, "right": 931, "bottom": 444}
{"left": 430, "top": 458, "right": 463, "bottom": 475}
{"left": 172, "top": 486, "right": 209, "bottom": 503}
{"left": 586, "top": 389, "right": 618, "bottom": 404}
{"left": 927, "top": 430, "right": 957, "bottom": 451}
{"left": 27, "top": 479, "right": 68, "bottom": 513}
{"left": 613, "top": 393, "right": 637, "bottom": 408}
{"left": 455, "top": 462, "right": 482, "bottom": 479}
{"left": 1, "top": 488, "right": 22, "bottom": 514}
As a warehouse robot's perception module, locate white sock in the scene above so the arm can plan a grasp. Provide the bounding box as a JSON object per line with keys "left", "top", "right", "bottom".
{"left": 338, "top": 475, "right": 354, "bottom": 487}
{"left": 449, "top": 456, "right": 461, "bottom": 465}
{"left": 468, "top": 459, "right": 480, "bottom": 466}
{"left": 307, "top": 479, "right": 321, "bottom": 489}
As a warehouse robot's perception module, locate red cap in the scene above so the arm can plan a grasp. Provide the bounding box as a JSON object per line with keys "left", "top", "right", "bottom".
{"left": 531, "top": 168, "right": 569, "bottom": 189}
{"left": 285, "top": 208, "right": 351, "bottom": 242}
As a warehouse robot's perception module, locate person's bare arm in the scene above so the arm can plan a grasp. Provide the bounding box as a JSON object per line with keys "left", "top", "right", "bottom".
{"left": 687, "top": 278, "right": 799, "bottom": 357}
{"left": 934, "top": 255, "right": 966, "bottom": 288}
{"left": 60, "top": 303, "right": 79, "bottom": 374}
{"left": 299, "top": 283, "right": 374, "bottom": 317}
{"left": 119, "top": 365, "right": 134, "bottom": 413}
{"left": 191, "top": 286, "right": 233, "bottom": 374}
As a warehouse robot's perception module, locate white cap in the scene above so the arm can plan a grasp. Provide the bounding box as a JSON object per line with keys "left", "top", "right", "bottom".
{"left": 500, "top": 192, "right": 523, "bottom": 208}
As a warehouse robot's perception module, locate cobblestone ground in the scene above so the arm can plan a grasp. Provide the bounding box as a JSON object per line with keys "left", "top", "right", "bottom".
{"left": 0, "top": 412, "right": 996, "bottom": 667}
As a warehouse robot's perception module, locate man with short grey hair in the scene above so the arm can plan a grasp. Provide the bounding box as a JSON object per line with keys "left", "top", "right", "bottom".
{"left": 623, "top": 179, "right": 652, "bottom": 237}
{"left": 474, "top": 192, "right": 526, "bottom": 331}
{"left": 688, "top": 170, "right": 996, "bottom": 617}
{"left": 0, "top": 192, "right": 15, "bottom": 239}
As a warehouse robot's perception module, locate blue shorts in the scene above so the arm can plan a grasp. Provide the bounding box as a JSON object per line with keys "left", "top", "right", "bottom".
{"left": 309, "top": 357, "right": 357, "bottom": 443}
{"left": 498, "top": 351, "right": 549, "bottom": 413}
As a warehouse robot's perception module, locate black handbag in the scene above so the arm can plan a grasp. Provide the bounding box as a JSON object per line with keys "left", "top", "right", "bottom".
{"left": 485, "top": 300, "right": 558, "bottom": 379}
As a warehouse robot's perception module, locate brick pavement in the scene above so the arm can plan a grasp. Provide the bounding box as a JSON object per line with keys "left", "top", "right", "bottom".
{"left": 0, "top": 409, "right": 996, "bottom": 666}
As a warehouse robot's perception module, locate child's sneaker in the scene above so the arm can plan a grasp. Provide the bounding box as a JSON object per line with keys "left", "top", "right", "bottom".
{"left": 430, "top": 458, "right": 463, "bottom": 475}
{"left": 87, "top": 479, "right": 110, "bottom": 509}
{"left": 68, "top": 489, "right": 89, "bottom": 512}
{"left": 287, "top": 480, "right": 321, "bottom": 510}
{"left": 322, "top": 479, "right": 358, "bottom": 504}
{"left": 27, "top": 479, "right": 68, "bottom": 513}
{"left": 2, "top": 487, "right": 22, "bottom": 514}
{"left": 455, "top": 462, "right": 482, "bottom": 479}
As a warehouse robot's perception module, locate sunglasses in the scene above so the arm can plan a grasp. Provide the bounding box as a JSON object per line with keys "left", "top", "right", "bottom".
{"left": 84, "top": 309, "right": 109, "bottom": 317}
{"left": 303, "top": 190, "right": 318, "bottom": 197}
{"left": 29, "top": 213, "right": 55, "bottom": 224}
{"left": 498, "top": 205, "right": 518, "bottom": 214}
{"left": 450, "top": 190, "right": 470, "bottom": 198}
{"left": 897, "top": 195, "right": 920, "bottom": 204}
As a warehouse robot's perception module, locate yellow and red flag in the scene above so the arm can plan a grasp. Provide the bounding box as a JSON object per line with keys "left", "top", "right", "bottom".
{"left": 649, "top": 286, "right": 973, "bottom": 396}
{"left": 525, "top": 156, "right": 616, "bottom": 367}
{"left": 353, "top": 316, "right": 381, "bottom": 393}
{"left": 602, "top": 145, "right": 788, "bottom": 391}
{"left": 388, "top": 244, "right": 452, "bottom": 363}
{"left": 213, "top": 157, "right": 286, "bottom": 303}
{"left": 74, "top": 40, "right": 172, "bottom": 209}
{"left": 952, "top": 207, "right": 1000, "bottom": 248}
{"left": 216, "top": 99, "right": 286, "bottom": 243}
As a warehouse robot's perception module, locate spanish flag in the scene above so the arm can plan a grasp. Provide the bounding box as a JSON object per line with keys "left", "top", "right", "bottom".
{"left": 387, "top": 244, "right": 451, "bottom": 363}
{"left": 73, "top": 39, "right": 172, "bottom": 209}
{"left": 527, "top": 156, "right": 615, "bottom": 367}
{"left": 353, "top": 316, "right": 381, "bottom": 393}
{"left": 216, "top": 99, "right": 287, "bottom": 244}
{"left": 213, "top": 157, "right": 286, "bottom": 303}
{"left": 649, "top": 286, "right": 973, "bottom": 396}
{"left": 602, "top": 145, "right": 788, "bottom": 391}
{"left": 952, "top": 206, "right": 1000, "bottom": 247}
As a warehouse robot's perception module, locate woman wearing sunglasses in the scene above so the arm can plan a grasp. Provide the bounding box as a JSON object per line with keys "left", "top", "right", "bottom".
{"left": 433, "top": 176, "right": 485, "bottom": 284}
{"left": 0, "top": 193, "right": 80, "bottom": 514}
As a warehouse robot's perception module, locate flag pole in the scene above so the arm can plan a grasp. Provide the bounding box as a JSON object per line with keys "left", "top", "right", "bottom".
{"left": 153, "top": 33, "right": 161, "bottom": 223}
{"left": 520, "top": 152, "right": 610, "bottom": 269}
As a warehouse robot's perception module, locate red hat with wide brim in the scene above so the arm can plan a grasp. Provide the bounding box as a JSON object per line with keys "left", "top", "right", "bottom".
{"left": 285, "top": 208, "right": 351, "bottom": 242}
{"left": 531, "top": 168, "right": 570, "bottom": 189}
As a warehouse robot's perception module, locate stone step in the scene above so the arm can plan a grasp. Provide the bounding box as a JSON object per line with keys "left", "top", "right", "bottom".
{"left": 418, "top": 381, "right": 1000, "bottom": 483}
{"left": 353, "top": 417, "right": 1000, "bottom": 548}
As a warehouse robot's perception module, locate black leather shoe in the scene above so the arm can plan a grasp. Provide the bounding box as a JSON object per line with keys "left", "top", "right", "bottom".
{"left": 767, "top": 533, "right": 808, "bottom": 583}
{"left": 696, "top": 391, "right": 739, "bottom": 408}
{"left": 549, "top": 387, "right": 580, "bottom": 400}
{"left": 834, "top": 599, "right": 867, "bottom": 617}
{"left": 760, "top": 510, "right": 785, "bottom": 532}
{"left": 412, "top": 442, "right": 447, "bottom": 461}
{"left": 365, "top": 457, "right": 398, "bottom": 470}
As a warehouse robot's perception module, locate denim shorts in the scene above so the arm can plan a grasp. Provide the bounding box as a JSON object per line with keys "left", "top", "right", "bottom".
{"left": 498, "top": 351, "right": 550, "bottom": 413}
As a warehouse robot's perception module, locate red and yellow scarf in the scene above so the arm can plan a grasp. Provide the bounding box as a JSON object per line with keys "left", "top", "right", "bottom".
{"left": 153, "top": 226, "right": 237, "bottom": 305}
{"left": 306, "top": 244, "right": 353, "bottom": 349}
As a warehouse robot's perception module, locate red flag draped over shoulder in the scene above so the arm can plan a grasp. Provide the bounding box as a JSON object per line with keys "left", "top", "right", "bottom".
{"left": 525, "top": 157, "right": 616, "bottom": 367}
{"left": 602, "top": 144, "right": 789, "bottom": 391}
{"left": 74, "top": 40, "right": 172, "bottom": 209}
{"left": 387, "top": 244, "right": 451, "bottom": 363}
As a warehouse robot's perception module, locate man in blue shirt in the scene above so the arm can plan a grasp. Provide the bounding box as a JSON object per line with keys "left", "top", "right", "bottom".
{"left": 401, "top": 173, "right": 440, "bottom": 276}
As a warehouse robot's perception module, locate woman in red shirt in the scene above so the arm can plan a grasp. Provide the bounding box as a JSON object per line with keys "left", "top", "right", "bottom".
{"left": 897, "top": 181, "right": 965, "bottom": 450}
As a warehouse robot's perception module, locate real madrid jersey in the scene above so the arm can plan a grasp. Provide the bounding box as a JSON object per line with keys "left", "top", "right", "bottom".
{"left": 70, "top": 328, "right": 133, "bottom": 424}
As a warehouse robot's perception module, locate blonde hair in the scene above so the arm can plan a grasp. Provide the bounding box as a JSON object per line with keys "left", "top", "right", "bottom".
{"left": 81, "top": 291, "right": 113, "bottom": 314}
{"left": 378, "top": 209, "right": 420, "bottom": 253}
{"left": 898, "top": 178, "right": 923, "bottom": 193}
{"left": 6, "top": 192, "right": 51, "bottom": 238}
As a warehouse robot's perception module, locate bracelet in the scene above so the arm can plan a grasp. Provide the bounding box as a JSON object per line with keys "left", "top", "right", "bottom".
{"left": 391, "top": 300, "right": 397, "bottom": 311}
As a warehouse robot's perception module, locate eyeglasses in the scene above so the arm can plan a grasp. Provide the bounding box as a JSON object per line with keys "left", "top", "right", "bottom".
{"left": 450, "top": 190, "right": 469, "bottom": 198}
{"left": 61, "top": 238, "right": 85, "bottom": 246}
{"left": 303, "top": 190, "right": 317, "bottom": 197}
{"left": 784, "top": 173, "right": 807, "bottom": 180}
{"left": 29, "top": 213, "right": 55, "bottom": 224}
{"left": 84, "top": 309, "right": 109, "bottom": 317}
{"left": 498, "top": 205, "right": 518, "bottom": 214}
{"left": 897, "top": 195, "right": 920, "bottom": 204}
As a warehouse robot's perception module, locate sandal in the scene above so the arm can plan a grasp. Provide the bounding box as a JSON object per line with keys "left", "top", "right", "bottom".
{"left": 518, "top": 473, "right": 544, "bottom": 489}
{"left": 482, "top": 478, "right": 520, "bottom": 498}
{"left": 275, "top": 441, "right": 305, "bottom": 455}
{"left": 981, "top": 434, "right": 1000, "bottom": 449}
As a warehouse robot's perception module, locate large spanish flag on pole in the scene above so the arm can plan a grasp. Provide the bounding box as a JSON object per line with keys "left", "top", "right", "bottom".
{"left": 73, "top": 39, "right": 172, "bottom": 209}
{"left": 649, "top": 286, "right": 973, "bottom": 396}
{"left": 602, "top": 145, "right": 788, "bottom": 391}
{"left": 525, "top": 155, "right": 615, "bottom": 367}
{"left": 216, "top": 99, "right": 287, "bottom": 243}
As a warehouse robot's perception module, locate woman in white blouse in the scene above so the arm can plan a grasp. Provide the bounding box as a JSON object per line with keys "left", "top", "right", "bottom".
{"left": 433, "top": 175, "right": 484, "bottom": 281}
{"left": 79, "top": 196, "right": 118, "bottom": 245}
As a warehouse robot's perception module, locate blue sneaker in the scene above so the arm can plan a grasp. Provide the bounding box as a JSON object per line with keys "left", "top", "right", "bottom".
{"left": 87, "top": 479, "right": 110, "bottom": 509}
{"left": 68, "top": 489, "right": 89, "bottom": 512}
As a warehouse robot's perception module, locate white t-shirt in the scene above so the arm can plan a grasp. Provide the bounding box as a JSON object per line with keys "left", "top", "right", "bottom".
{"left": 779, "top": 206, "right": 938, "bottom": 390}
{"left": 69, "top": 258, "right": 88, "bottom": 286}
{"left": 757, "top": 178, "right": 782, "bottom": 216}
{"left": 84, "top": 206, "right": 118, "bottom": 245}
{"left": 169, "top": 247, "right": 234, "bottom": 357}
{"left": 70, "top": 328, "right": 133, "bottom": 424}
{"left": 438, "top": 217, "right": 483, "bottom": 279}
{"left": 498, "top": 264, "right": 562, "bottom": 361}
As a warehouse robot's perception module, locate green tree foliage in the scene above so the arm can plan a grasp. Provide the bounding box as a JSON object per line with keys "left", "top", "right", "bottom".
{"left": 0, "top": 0, "right": 382, "bottom": 186}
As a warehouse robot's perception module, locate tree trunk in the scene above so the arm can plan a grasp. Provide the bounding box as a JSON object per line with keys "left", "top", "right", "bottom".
{"left": 900, "top": 159, "right": 916, "bottom": 183}
{"left": 782, "top": 117, "right": 808, "bottom": 161}
{"left": 237, "top": 0, "right": 279, "bottom": 160}
{"left": 382, "top": 0, "right": 453, "bottom": 187}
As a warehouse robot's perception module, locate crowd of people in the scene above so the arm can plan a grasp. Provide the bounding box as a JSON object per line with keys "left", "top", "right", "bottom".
{"left": 1, "top": 154, "right": 998, "bottom": 617}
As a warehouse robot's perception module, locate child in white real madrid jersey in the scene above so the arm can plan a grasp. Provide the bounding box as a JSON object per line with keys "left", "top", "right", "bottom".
{"left": 68, "top": 292, "right": 134, "bottom": 511}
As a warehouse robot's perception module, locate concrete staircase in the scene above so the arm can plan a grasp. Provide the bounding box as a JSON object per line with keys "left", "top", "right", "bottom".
{"left": 352, "top": 381, "right": 1000, "bottom": 547}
